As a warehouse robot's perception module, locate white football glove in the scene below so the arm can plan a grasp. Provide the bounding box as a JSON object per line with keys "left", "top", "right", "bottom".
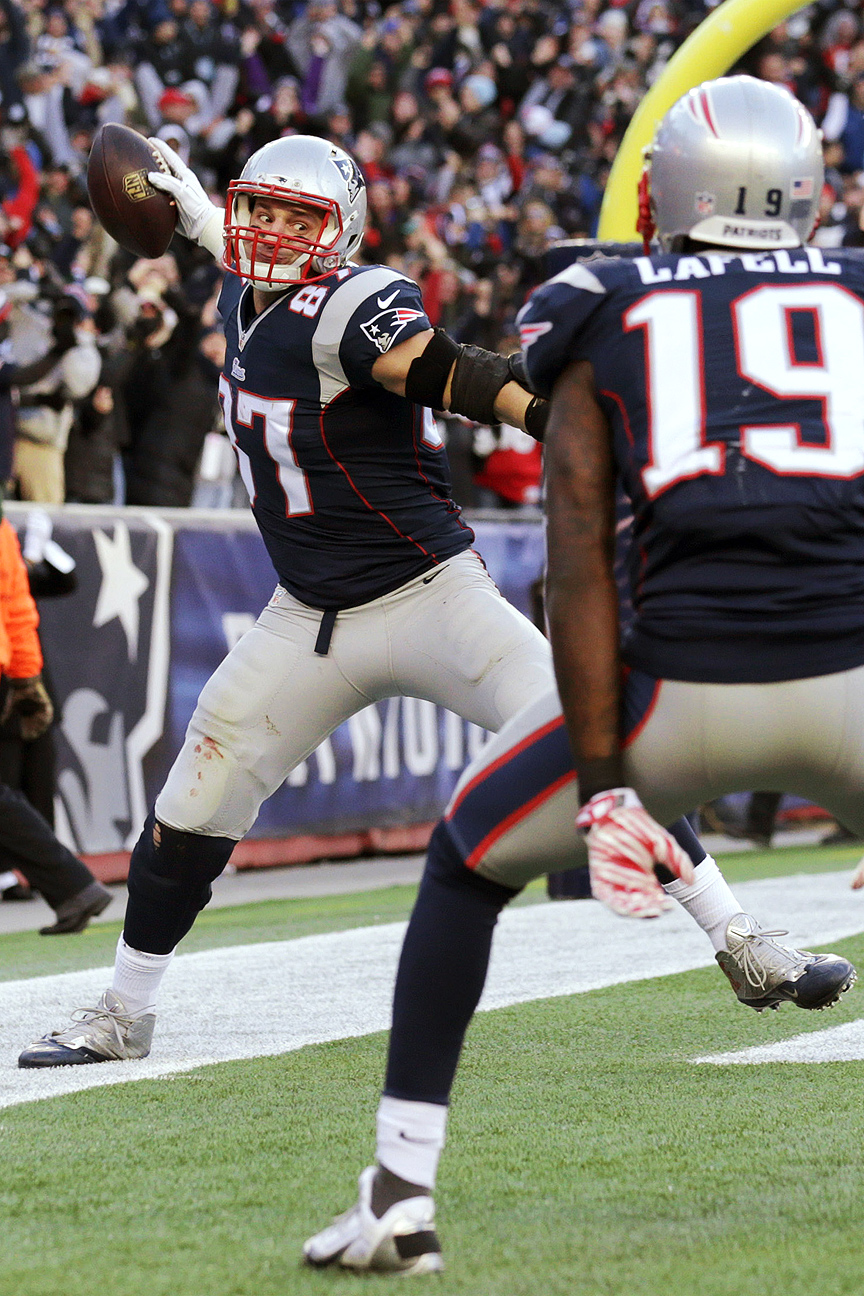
{"left": 147, "top": 137, "right": 225, "bottom": 258}
{"left": 576, "top": 787, "right": 695, "bottom": 919}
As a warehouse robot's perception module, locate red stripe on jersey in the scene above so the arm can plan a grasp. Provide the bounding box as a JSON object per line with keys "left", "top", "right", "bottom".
{"left": 317, "top": 397, "right": 437, "bottom": 560}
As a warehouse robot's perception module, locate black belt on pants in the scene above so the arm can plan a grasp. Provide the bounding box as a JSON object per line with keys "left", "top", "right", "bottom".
{"left": 314, "top": 607, "right": 339, "bottom": 656}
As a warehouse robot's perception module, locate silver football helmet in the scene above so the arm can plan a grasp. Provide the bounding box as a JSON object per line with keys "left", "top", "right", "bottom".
{"left": 224, "top": 135, "right": 367, "bottom": 289}
{"left": 642, "top": 75, "right": 823, "bottom": 251}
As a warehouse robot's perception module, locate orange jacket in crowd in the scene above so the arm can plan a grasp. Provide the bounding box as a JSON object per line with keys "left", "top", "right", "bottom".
{"left": 0, "top": 517, "right": 42, "bottom": 679}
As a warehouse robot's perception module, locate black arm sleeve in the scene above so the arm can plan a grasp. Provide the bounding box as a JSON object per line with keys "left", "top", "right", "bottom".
{"left": 404, "top": 328, "right": 459, "bottom": 410}
{"left": 404, "top": 330, "right": 549, "bottom": 437}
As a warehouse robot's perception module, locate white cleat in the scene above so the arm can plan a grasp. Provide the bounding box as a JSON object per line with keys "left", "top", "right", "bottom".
{"left": 303, "top": 1166, "right": 443, "bottom": 1275}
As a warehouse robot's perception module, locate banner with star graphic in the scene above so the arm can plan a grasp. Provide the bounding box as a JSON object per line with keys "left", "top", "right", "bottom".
{"left": 13, "top": 508, "right": 174, "bottom": 854}
{"left": 5, "top": 506, "right": 545, "bottom": 858}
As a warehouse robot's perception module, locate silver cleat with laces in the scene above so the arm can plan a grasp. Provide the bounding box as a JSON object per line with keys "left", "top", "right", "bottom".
{"left": 716, "top": 913, "right": 856, "bottom": 1013}
{"left": 18, "top": 989, "right": 155, "bottom": 1068}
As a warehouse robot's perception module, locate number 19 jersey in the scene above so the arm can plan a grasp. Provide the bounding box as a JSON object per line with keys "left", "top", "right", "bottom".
{"left": 518, "top": 246, "right": 864, "bottom": 684}
{"left": 217, "top": 264, "right": 473, "bottom": 610}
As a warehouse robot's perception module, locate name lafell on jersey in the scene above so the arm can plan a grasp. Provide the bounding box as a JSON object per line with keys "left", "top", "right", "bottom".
{"left": 635, "top": 246, "right": 840, "bottom": 285}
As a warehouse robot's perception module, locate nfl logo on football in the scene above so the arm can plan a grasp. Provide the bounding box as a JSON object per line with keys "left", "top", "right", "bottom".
{"left": 122, "top": 169, "right": 153, "bottom": 203}
{"left": 694, "top": 191, "right": 715, "bottom": 216}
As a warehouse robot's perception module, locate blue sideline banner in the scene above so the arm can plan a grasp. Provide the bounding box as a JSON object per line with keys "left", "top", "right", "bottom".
{"left": 8, "top": 506, "right": 545, "bottom": 854}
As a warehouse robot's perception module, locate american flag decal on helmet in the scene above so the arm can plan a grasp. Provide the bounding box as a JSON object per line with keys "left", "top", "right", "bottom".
{"left": 791, "top": 177, "right": 814, "bottom": 199}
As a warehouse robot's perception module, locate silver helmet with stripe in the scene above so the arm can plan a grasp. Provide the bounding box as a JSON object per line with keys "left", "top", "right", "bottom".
{"left": 643, "top": 75, "right": 823, "bottom": 252}
{"left": 224, "top": 135, "right": 367, "bottom": 289}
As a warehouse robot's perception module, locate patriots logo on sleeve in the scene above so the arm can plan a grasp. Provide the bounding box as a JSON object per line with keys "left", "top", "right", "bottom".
{"left": 360, "top": 303, "right": 426, "bottom": 353}
{"left": 518, "top": 321, "right": 553, "bottom": 351}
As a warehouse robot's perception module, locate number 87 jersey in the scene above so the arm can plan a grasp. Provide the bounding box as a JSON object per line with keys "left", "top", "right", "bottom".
{"left": 216, "top": 264, "right": 473, "bottom": 612}
{"left": 518, "top": 246, "right": 864, "bottom": 685}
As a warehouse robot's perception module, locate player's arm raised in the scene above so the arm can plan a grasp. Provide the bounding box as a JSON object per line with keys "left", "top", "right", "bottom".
{"left": 544, "top": 360, "right": 694, "bottom": 916}
{"left": 371, "top": 327, "right": 549, "bottom": 441}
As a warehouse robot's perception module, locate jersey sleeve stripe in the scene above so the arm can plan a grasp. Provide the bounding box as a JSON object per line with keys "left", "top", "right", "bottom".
{"left": 311, "top": 268, "right": 417, "bottom": 404}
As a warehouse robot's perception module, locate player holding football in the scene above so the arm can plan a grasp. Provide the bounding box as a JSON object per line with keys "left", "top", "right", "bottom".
{"left": 15, "top": 133, "right": 577, "bottom": 1064}
{"left": 301, "top": 77, "right": 860, "bottom": 1274}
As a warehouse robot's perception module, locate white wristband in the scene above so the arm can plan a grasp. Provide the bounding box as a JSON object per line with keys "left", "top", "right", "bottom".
{"left": 198, "top": 209, "right": 226, "bottom": 261}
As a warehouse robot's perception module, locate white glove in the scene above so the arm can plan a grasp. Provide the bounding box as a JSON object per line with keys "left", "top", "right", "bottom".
{"left": 576, "top": 787, "right": 695, "bottom": 919}
{"left": 147, "top": 137, "right": 225, "bottom": 257}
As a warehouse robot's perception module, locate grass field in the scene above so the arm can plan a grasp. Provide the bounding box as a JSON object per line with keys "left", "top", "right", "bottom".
{"left": 1, "top": 843, "right": 863, "bottom": 1296}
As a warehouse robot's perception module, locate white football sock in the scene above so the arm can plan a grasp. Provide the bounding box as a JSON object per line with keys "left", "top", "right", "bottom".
{"left": 111, "top": 936, "right": 175, "bottom": 1015}
{"left": 662, "top": 854, "right": 742, "bottom": 952}
{"left": 376, "top": 1095, "right": 448, "bottom": 1190}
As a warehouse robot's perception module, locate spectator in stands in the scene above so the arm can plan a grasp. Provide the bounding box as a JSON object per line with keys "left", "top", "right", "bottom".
{"left": 13, "top": 293, "right": 101, "bottom": 504}
{"left": 0, "top": 139, "right": 40, "bottom": 250}
{"left": 0, "top": 0, "right": 29, "bottom": 122}
{"left": 823, "top": 73, "right": 864, "bottom": 172}
{"left": 119, "top": 269, "right": 217, "bottom": 506}
{"left": 178, "top": 0, "right": 240, "bottom": 125}
{"left": 286, "top": 0, "right": 362, "bottom": 122}
{"left": 135, "top": 19, "right": 187, "bottom": 130}
{"left": 0, "top": 288, "right": 78, "bottom": 490}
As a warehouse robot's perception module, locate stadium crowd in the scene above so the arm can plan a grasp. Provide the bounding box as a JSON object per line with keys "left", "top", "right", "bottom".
{"left": 0, "top": 0, "right": 863, "bottom": 507}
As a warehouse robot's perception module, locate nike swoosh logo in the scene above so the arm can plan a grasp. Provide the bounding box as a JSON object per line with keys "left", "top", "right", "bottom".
{"left": 377, "top": 290, "right": 400, "bottom": 309}
{"left": 422, "top": 570, "right": 441, "bottom": 584}
{"left": 398, "top": 1131, "right": 438, "bottom": 1144}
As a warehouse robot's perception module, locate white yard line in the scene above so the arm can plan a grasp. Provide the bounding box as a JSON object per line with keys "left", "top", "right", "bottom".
{"left": 695, "top": 1019, "right": 864, "bottom": 1065}
{"left": 1, "top": 870, "right": 863, "bottom": 1109}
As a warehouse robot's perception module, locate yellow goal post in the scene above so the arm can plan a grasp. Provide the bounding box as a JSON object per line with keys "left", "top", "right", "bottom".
{"left": 597, "top": 0, "right": 810, "bottom": 241}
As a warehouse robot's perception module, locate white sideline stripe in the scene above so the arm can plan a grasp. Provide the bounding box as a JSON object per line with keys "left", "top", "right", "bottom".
{"left": 1, "top": 870, "right": 863, "bottom": 1109}
{"left": 695, "top": 1018, "right": 864, "bottom": 1066}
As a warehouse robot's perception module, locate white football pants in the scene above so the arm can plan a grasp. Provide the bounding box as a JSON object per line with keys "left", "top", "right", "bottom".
{"left": 156, "top": 550, "right": 554, "bottom": 838}
{"left": 442, "top": 665, "right": 864, "bottom": 889}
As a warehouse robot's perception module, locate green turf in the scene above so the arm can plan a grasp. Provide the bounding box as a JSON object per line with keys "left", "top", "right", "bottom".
{"left": 0, "top": 842, "right": 860, "bottom": 984}
{"left": 712, "top": 840, "right": 863, "bottom": 883}
{"left": 1, "top": 930, "right": 862, "bottom": 1296}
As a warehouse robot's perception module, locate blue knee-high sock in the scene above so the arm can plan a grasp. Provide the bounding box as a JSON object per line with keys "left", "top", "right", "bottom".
{"left": 124, "top": 812, "right": 236, "bottom": 953}
{"left": 384, "top": 821, "right": 519, "bottom": 1106}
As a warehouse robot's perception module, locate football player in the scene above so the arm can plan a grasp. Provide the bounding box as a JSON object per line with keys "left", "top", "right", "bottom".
{"left": 301, "top": 77, "right": 860, "bottom": 1274}
{"left": 14, "top": 133, "right": 567, "bottom": 1065}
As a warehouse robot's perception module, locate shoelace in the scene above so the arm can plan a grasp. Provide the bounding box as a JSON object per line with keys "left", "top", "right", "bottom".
{"left": 735, "top": 927, "right": 809, "bottom": 991}
{"left": 62, "top": 1003, "right": 138, "bottom": 1049}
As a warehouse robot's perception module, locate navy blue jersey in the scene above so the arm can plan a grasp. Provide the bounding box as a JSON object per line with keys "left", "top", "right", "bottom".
{"left": 217, "top": 264, "right": 473, "bottom": 609}
{"left": 518, "top": 246, "right": 864, "bottom": 684}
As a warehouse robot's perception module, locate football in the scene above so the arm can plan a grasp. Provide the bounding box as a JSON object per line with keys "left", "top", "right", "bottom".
{"left": 87, "top": 123, "right": 177, "bottom": 259}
